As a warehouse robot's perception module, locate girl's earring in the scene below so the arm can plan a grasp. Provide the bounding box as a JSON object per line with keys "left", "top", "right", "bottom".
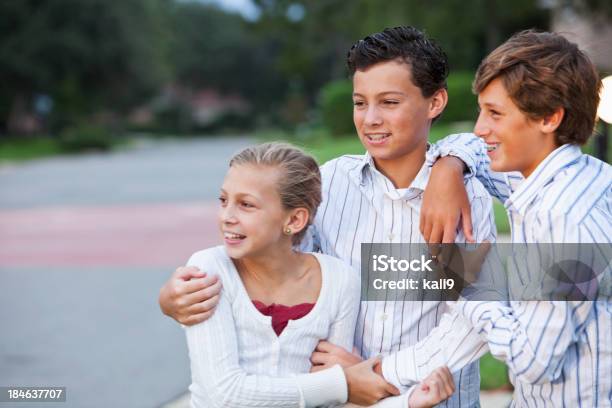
{"left": 284, "top": 228, "right": 292, "bottom": 235}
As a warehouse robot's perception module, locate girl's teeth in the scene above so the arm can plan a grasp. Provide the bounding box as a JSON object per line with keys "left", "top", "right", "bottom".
{"left": 486, "top": 144, "right": 498, "bottom": 152}
{"left": 368, "top": 134, "right": 389, "bottom": 141}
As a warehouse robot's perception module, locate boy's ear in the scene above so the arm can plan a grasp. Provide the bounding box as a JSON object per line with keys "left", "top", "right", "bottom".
{"left": 428, "top": 88, "right": 448, "bottom": 120}
{"left": 540, "top": 106, "right": 565, "bottom": 134}
{"left": 285, "top": 208, "right": 309, "bottom": 235}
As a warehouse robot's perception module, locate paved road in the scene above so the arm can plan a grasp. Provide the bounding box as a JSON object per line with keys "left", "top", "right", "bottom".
{"left": 0, "top": 136, "right": 253, "bottom": 408}
{"left": 0, "top": 137, "right": 252, "bottom": 209}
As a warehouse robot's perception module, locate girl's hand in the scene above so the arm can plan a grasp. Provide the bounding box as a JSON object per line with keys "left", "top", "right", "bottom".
{"left": 310, "top": 341, "right": 362, "bottom": 371}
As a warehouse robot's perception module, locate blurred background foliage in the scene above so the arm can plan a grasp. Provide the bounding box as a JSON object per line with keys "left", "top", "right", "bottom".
{"left": 0, "top": 0, "right": 609, "bottom": 156}
{"left": 0, "top": 0, "right": 550, "bottom": 144}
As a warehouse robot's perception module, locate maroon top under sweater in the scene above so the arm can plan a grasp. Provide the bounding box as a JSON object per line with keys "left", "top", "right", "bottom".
{"left": 252, "top": 300, "right": 315, "bottom": 336}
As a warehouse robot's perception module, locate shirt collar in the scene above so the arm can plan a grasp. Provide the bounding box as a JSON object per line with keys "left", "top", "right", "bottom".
{"left": 348, "top": 144, "right": 432, "bottom": 187}
{"left": 347, "top": 152, "right": 374, "bottom": 186}
{"left": 506, "top": 144, "right": 582, "bottom": 216}
{"left": 347, "top": 151, "right": 431, "bottom": 200}
{"left": 409, "top": 161, "right": 431, "bottom": 192}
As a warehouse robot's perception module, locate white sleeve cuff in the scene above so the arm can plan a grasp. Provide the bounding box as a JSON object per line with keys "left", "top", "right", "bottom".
{"left": 404, "top": 385, "right": 418, "bottom": 408}
{"left": 425, "top": 133, "right": 481, "bottom": 177}
{"left": 295, "top": 364, "right": 347, "bottom": 407}
{"left": 381, "top": 355, "right": 413, "bottom": 393}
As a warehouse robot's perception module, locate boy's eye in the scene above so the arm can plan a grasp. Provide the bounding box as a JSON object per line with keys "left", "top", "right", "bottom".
{"left": 241, "top": 201, "right": 254, "bottom": 208}
{"left": 353, "top": 100, "right": 365, "bottom": 107}
{"left": 490, "top": 110, "right": 501, "bottom": 118}
{"left": 218, "top": 196, "right": 227, "bottom": 205}
{"left": 383, "top": 100, "right": 399, "bottom": 105}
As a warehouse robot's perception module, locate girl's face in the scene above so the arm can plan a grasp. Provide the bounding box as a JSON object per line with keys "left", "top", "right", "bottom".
{"left": 218, "top": 164, "right": 291, "bottom": 259}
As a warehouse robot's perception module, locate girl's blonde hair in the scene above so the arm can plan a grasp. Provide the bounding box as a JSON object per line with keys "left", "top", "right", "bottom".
{"left": 229, "top": 142, "right": 322, "bottom": 245}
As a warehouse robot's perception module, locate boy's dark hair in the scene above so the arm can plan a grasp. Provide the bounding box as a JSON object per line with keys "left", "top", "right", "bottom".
{"left": 473, "top": 30, "right": 601, "bottom": 146}
{"left": 346, "top": 26, "right": 449, "bottom": 98}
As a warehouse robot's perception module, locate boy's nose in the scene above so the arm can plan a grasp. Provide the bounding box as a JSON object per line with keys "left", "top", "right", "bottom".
{"left": 473, "top": 113, "right": 489, "bottom": 138}
{"left": 364, "top": 106, "right": 383, "bottom": 127}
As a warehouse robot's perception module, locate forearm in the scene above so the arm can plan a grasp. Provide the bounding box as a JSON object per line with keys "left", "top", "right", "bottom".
{"left": 428, "top": 132, "right": 513, "bottom": 202}
{"left": 381, "top": 310, "right": 488, "bottom": 390}
{"left": 455, "top": 300, "right": 589, "bottom": 384}
{"left": 187, "top": 324, "right": 349, "bottom": 407}
{"left": 383, "top": 190, "right": 498, "bottom": 386}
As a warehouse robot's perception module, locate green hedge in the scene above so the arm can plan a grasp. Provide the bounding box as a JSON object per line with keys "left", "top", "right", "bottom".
{"left": 58, "top": 123, "right": 115, "bottom": 152}
{"left": 319, "top": 79, "right": 354, "bottom": 137}
{"left": 441, "top": 71, "right": 477, "bottom": 124}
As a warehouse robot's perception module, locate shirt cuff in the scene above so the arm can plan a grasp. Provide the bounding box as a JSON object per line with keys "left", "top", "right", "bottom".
{"left": 295, "top": 364, "right": 347, "bottom": 407}
{"left": 425, "top": 133, "right": 481, "bottom": 177}
{"left": 451, "top": 300, "right": 507, "bottom": 331}
{"left": 404, "top": 385, "right": 418, "bottom": 408}
{"left": 381, "top": 355, "right": 413, "bottom": 393}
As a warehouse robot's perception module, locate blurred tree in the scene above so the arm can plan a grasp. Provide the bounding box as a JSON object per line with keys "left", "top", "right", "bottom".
{"left": 250, "top": 0, "right": 549, "bottom": 130}
{"left": 251, "top": 0, "right": 549, "bottom": 83}
{"left": 0, "top": 0, "right": 560, "bottom": 137}
{"left": 0, "top": 0, "right": 172, "bottom": 135}
{"left": 169, "top": 1, "right": 287, "bottom": 118}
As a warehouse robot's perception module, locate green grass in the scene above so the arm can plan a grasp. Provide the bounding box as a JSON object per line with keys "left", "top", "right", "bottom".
{"left": 494, "top": 201, "right": 510, "bottom": 234}
{"left": 0, "top": 137, "right": 63, "bottom": 161}
{"left": 300, "top": 135, "right": 365, "bottom": 164}
{"left": 480, "top": 352, "right": 512, "bottom": 390}
{"left": 0, "top": 133, "right": 131, "bottom": 162}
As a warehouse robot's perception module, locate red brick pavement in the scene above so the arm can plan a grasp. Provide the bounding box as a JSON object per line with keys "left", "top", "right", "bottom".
{"left": 0, "top": 202, "right": 221, "bottom": 267}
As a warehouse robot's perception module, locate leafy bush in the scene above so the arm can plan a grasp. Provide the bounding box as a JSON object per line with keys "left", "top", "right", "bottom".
{"left": 58, "top": 123, "right": 115, "bottom": 152}
{"left": 153, "top": 103, "right": 194, "bottom": 135}
{"left": 319, "top": 79, "right": 354, "bottom": 137}
{"left": 199, "top": 111, "right": 254, "bottom": 133}
{"left": 440, "top": 71, "right": 478, "bottom": 124}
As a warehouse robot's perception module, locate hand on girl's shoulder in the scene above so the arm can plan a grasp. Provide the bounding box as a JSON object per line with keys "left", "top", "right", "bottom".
{"left": 186, "top": 246, "right": 229, "bottom": 280}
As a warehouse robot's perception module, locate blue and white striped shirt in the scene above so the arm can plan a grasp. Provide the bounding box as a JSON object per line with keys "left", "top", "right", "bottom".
{"left": 305, "top": 149, "right": 496, "bottom": 407}
{"left": 472, "top": 141, "right": 611, "bottom": 408}
{"left": 402, "top": 135, "right": 612, "bottom": 408}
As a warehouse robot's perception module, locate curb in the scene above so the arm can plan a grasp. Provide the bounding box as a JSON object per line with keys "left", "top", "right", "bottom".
{"left": 161, "top": 393, "right": 189, "bottom": 408}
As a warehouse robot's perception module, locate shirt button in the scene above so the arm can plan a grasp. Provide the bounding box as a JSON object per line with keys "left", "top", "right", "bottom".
{"left": 388, "top": 233, "right": 394, "bottom": 241}
{"left": 381, "top": 313, "right": 388, "bottom": 321}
